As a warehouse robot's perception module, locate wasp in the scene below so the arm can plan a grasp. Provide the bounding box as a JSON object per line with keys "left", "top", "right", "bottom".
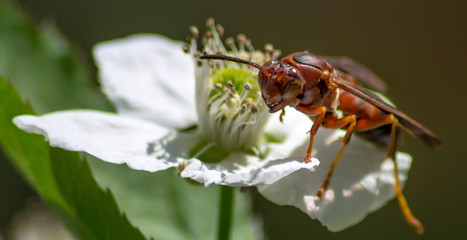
{"left": 200, "top": 52, "right": 440, "bottom": 234}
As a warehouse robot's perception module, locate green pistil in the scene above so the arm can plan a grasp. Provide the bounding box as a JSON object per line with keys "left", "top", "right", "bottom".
{"left": 210, "top": 68, "right": 259, "bottom": 100}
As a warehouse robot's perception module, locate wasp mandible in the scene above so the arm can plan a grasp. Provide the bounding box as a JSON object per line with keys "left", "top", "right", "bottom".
{"left": 200, "top": 52, "right": 440, "bottom": 234}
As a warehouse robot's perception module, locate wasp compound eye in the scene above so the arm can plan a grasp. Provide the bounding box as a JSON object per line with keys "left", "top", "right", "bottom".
{"left": 281, "top": 79, "right": 301, "bottom": 100}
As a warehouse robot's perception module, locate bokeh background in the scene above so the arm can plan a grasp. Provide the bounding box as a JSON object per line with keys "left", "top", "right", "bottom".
{"left": 1, "top": 0, "right": 466, "bottom": 239}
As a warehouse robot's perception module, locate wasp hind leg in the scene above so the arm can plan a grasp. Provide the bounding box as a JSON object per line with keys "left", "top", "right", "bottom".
{"left": 386, "top": 117, "right": 424, "bottom": 234}
{"left": 351, "top": 114, "right": 423, "bottom": 234}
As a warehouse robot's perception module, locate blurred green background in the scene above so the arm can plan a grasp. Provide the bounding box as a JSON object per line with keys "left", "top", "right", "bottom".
{"left": 1, "top": 0, "right": 466, "bottom": 239}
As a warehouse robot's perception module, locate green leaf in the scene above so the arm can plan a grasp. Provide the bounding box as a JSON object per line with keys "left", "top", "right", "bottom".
{"left": 50, "top": 148, "right": 147, "bottom": 240}
{"left": 0, "top": 77, "right": 147, "bottom": 239}
{"left": 0, "top": 76, "right": 64, "bottom": 207}
{"left": 0, "top": 0, "right": 111, "bottom": 113}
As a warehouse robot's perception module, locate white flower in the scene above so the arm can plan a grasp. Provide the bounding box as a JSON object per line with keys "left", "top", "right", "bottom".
{"left": 13, "top": 27, "right": 413, "bottom": 232}
{"left": 13, "top": 33, "right": 317, "bottom": 186}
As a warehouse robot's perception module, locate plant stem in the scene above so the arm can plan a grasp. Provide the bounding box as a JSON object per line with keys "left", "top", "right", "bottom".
{"left": 217, "top": 185, "right": 234, "bottom": 240}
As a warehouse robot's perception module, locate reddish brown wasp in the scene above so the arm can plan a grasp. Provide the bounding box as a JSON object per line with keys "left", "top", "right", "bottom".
{"left": 200, "top": 52, "right": 440, "bottom": 234}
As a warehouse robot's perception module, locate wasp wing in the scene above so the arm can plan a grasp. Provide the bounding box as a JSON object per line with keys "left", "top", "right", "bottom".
{"left": 335, "top": 78, "right": 441, "bottom": 148}
{"left": 324, "top": 56, "right": 387, "bottom": 93}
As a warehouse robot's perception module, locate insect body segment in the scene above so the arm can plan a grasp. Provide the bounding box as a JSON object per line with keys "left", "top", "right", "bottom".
{"left": 200, "top": 52, "right": 440, "bottom": 234}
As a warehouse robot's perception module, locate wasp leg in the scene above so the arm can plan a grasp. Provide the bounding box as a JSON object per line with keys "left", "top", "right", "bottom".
{"left": 316, "top": 114, "right": 399, "bottom": 197}
{"left": 294, "top": 106, "right": 328, "bottom": 163}
{"left": 316, "top": 115, "right": 357, "bottom": 197}
{"left": 386, "top": 117, "right": 424, "bottom": 234}
{"left": 354, "top": 114, "right": 423, "bottom": 233}
{"left": 279, "top": 109, "right": 286, "bottom": 123}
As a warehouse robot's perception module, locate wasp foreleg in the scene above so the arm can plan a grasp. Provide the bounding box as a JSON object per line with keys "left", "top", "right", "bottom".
{"left": 295, "top": 106, "right": 328, "bottom": 163}
{"left": 279, "top": 108, "right": 286, "bottom": 123}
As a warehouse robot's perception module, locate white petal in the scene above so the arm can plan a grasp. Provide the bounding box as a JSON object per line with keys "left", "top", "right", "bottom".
{"left": 180, "top": 109, "right": 320, "bottom": 187}
{"left": 13, "top": 110, "right": 196, "bottom": 172}
{"left": 258, "top": 130, "right": 412, "bottom": 232}
{"left": 94, "top": 34, "right": 197, "bottom": 129}
{"left": 181, "top": 151, "right": 319, "bottom": 187}
{"left": 264, "top": 109, "right": 318, "bottom": 160}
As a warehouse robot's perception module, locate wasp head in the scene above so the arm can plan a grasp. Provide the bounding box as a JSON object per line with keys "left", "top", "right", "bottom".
{"left": 257, "top": 60, "right": 304, "bottom": 113}
{"left": 199, "top": 54, "right": 305, "bottom": 113}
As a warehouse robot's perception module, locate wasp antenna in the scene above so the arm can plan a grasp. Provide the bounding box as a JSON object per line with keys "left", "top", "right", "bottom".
{"left": 200, "top": 54, "right": 271, "bottom": 78}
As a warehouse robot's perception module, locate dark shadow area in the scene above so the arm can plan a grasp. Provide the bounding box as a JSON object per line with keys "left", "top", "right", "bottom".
{"left": 0, "top": 149, "right": 35, "bottom": 230}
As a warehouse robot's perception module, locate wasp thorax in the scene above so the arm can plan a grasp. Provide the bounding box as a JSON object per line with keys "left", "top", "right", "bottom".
{"left": 187, "top": 18, "right": 274, "bottom": 152}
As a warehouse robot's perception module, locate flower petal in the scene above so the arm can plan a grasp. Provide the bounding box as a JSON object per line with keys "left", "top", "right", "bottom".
{"left": 181, "top": 151, "right": 319, "bottom": 187}
{"left": 180, "top": 109, "right": 321, "bottom": 187}
{"left": 13, "top": 110, "right": 194, "bottom": 172}
{"left": 94, "top": 34, "right": 197, "bottom": 129}
{"left": 263, "top": 109, "right": 317, "bottom": 160}
{"left": 258, "top": 129, "right": 412, "bottom": 232}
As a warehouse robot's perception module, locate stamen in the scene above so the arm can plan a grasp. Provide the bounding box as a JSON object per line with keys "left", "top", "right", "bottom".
{"left": 237, "top": 34, "right": 247, "bottom": 54}
{"left": 272, "top": 50, "right": 282, "bottom": 60}
{"left": 264, "top": 43, "right": 274, "bottom": 52}
{"left": 226, "top": 81, "right": 234, "bottom": 90}
{"left": 250, "top": 104, "right": 258, "bottom": 113}
{"left": 189, "top": 19, "right": 274, "bottom": 152}
{"left": 190, "top": 26, "right": 199, "bottom": 39}
{"left": 207, "top": 18, "right": 227, "bottom": 55}
{"left": 251, "top": 51, "right": 264, "bottom": 64}
{"left": 245, "top": 39, "right": 255, "bottom": 56}
{"left": 216, "top": 24, "right": 224, "bottom": 37}
{"left": 205, "top": 18, "right": 215, "bottom": 28}
{"left": 241, "top": 104, "right": 248, "bottom": 113}
{"left": 182, "top": 44, "right": 190, "bottom": 54}
{"left": 191, "top": 142, "right": 215, "bottom": 159}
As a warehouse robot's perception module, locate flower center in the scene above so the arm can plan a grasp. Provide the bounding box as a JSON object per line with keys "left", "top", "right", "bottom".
{"left": 185, "top": 19, "right": 281, "bottom": 161}
{"left": 200, "top": 66, "right": 267, "bottom": 151}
